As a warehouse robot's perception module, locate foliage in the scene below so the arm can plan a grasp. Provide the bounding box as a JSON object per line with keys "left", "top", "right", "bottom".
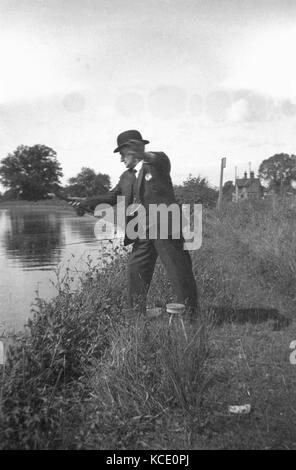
{"left": 0, "top": 188, "right": 20, "bottom": 201}
{"left": 0, "top": 250, "right": 128, "bottom": 449}
{"left": 66, "top": 167, "right": 111, "bottom": 197}
{"left": 174, "top": 174, "right": 218, "bottom": 208}
{"left": 1, "top": 198, "right": 296, "bottom": 449}
{"left": 258, "top": 153, "right": 296, "bottom": 194}
{"left": 0, "top": 145, "right": 63, "bottom": 200}
{"left": 222, "top": 180, "right": 235, "bottom": 202}
{"left": 0, "top": 249, "right": 211, "bottom": 449}
{"left": 79, "top": 314, "right": 211, "bottom": 449}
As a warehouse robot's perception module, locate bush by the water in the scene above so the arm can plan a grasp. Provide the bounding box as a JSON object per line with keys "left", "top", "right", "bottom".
{"left": 1, "top": 196, "right": 296, "bottom": 449}
{"left": 0, "top": 247, "right": 211, "bottom": 449}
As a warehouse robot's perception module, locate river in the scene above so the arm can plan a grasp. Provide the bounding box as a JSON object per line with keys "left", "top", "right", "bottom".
{"left": 0, "top": 203, "right": 120, "bottom": 333}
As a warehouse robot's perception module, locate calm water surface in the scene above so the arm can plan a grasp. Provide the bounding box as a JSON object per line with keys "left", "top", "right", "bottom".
{"left": 0, "top": 205, "right": 118, "bottom": 333}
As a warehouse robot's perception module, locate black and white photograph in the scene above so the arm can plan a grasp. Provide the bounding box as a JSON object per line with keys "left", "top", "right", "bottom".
{"left": 0, "top": 0, "right": 296, "bottom": 453}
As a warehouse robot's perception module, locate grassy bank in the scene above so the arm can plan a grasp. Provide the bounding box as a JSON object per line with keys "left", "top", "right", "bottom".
{"left": 0, "top": 198, "right": 71, "bottom": 210}
{"left": 0, "top": 198, "right": 296, "bottom": 449}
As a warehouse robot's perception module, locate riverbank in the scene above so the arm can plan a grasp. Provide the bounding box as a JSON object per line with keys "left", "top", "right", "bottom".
{"left": 0, "top": 198, "right": 296, "bottom": 449}
{"left": 0, "top": 199, "right": 71, "bottom": 210}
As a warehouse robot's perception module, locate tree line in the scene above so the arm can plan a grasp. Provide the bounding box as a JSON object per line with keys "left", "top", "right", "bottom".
{"left": 0, "top": 144, "right": 295, "bottom": 205}
{"left": 222, "top": 153, "right": 296, "bottom": 201}
{"left": 0, "top": 145, "right": 111, "bottom": 201}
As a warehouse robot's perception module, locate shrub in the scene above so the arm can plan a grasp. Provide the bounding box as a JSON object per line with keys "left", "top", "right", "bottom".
{"left": 0, "top": 251, "right": 128, "bottom": 449}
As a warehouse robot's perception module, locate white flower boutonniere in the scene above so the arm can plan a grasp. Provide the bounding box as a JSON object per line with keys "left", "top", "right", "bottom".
{"left": 145, "top": 173, "right": 152, "bottom": 181}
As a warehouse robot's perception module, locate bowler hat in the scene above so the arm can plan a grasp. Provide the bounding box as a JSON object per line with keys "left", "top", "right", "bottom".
{"left": 114, "top": 130, "right": 149, "bottom": 153}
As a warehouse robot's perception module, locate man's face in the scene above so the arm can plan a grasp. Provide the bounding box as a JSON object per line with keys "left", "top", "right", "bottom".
{"left": 120, "top": 145, "right": 139, "bottom": 168}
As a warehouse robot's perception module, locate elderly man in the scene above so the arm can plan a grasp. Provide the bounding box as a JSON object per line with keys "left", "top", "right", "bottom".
{"left": 78, "top": 130, "right": 199, "bottom": 319}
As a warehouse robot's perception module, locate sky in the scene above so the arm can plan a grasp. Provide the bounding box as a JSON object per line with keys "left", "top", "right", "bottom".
{"left": 1, "top": 0, "right": 296, "bottom": 189}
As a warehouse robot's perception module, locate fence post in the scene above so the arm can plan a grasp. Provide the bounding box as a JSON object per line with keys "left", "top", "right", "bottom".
{"left": 217, "top": 157, "right": 226, "bottom": 210}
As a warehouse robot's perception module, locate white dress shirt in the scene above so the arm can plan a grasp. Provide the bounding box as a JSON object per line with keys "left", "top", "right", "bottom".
{"left": 134, "top": 160, "right": 143, "bottom": 174}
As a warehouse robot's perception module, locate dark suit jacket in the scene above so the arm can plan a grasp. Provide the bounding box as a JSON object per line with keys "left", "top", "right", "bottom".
{"left": 85, "top": 152, "right": 179, "bottom": 243}
{"left": 136, "top": 152, "right": 176, "bottom": 207}
{"left": 85, "top": 169, "right": 135, "bottom": 210}
{"left": 136, "top": 152, "right": 183, "bottom": 239}
{"left": 84, "top": 168, "right": 136, "bottom": 245}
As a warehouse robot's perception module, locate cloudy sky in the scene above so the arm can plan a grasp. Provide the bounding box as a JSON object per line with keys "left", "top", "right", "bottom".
{"left": 1, "top": 0, "right": 296, "bottom": 188}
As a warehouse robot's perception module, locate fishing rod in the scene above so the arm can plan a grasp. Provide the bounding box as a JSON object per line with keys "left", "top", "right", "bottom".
{"left": 50, "top": 192, "right": 122, "bottom": 244}
{"left": 48, "top": 190, "right": 94, "bottom": 217}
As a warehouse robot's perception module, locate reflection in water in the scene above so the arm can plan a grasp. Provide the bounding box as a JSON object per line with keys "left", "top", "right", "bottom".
{"left": 0, "top": 206, "right": 114, "bottom": 333}
{"left": 3, "top": 209, "right": 63, "bottom": 269}
{"left": 63, "top": 213, "right": 97, "bottom": 244}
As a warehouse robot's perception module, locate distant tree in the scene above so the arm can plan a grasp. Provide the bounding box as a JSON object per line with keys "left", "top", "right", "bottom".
{"left": 65, "top": 167, "right": 111, "bottom": 197}
{"left": 174, "top": 174, "right": 218, "bottom": 208}
{"left": 0, "top": 145, "right": 63, "bottom": 200}
{"left": 223, "top": 180, "right": 235, "bottom": 202}
{"left": 1, "top": 188, "right": 19, "bottom": 201}
{"left": 259, "top": 153, "right": 296, "bottom": 194}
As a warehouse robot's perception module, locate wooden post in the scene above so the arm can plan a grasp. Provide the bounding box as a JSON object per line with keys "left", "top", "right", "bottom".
{"left": 217, "top": 157, "right": 226, "bottom": 210}
{"left": 272, "top": 188, "right": 276, "bottom": 212}
{"left": 234, "top": 166, "right": 239, "bottom": 203}
{"left": 0, "top": 340, "right": 4, "bottom": 365}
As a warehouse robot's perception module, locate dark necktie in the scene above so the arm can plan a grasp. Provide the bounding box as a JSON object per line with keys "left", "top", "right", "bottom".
{"left": 129, "top": 168, "right": 138, "bottom": 203}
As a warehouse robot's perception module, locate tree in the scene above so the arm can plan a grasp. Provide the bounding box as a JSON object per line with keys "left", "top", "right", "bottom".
{"left": 223, "top": 180, "right": 235, "bottom": 202}
{"left": 259, "top": 153, "right": 296, "bottom": 194}
{"left": 174, "top": 174, "right": 218, "bottom": 208}
{"left": 66, "top": 167, "right": 111, "bottom": 197}
{"left": 0, "top": 145, "right": 63, "bottom": 200}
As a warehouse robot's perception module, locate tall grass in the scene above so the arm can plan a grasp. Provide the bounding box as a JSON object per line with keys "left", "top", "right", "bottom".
{"left": 77, "top": 312, "right": 212, "bottom": 449}
{"left": 194, "top": 198, "right": 296, "bottom": 313}
{"left": 0, "top": 196, "right": 295, "bottom": 449}
{"left": 0, "top": 248, "right": 129, "bottom": 449}
{"left": 0, "top": 248, "right": 211, "bottom": 449}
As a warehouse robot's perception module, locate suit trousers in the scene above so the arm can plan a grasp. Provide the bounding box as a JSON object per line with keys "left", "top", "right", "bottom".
{"left": 127, "top": 237, "right": 198, "bottom": 315}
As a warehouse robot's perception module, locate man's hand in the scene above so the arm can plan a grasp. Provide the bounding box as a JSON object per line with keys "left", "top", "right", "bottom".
{"left": 50, "top": 190, "right": 91, "bottom": 216}
{"left": 66, "top": 197, "right": 89, "bottom": 216}
{"left": 67, "top": 197, "right": 83, "bottom": 207}
{"left": 75, "top": 206, "right": 86, "bottom": 217}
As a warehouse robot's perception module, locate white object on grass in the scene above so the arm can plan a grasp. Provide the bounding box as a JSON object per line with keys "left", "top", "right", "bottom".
{"left": 0, "top": 340, "right": 4, "bottom": 365}
{"left": 166, "top": 304, "right": 187, "bottom": 341}
{"left": 166, "top": 303, "right": 185, "bottom": 315}
{"left": 228, "top": 404, "right": 251, "bottom": 414}
{"left": 289, "top": 339, "right": 296, "bottom": 365}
